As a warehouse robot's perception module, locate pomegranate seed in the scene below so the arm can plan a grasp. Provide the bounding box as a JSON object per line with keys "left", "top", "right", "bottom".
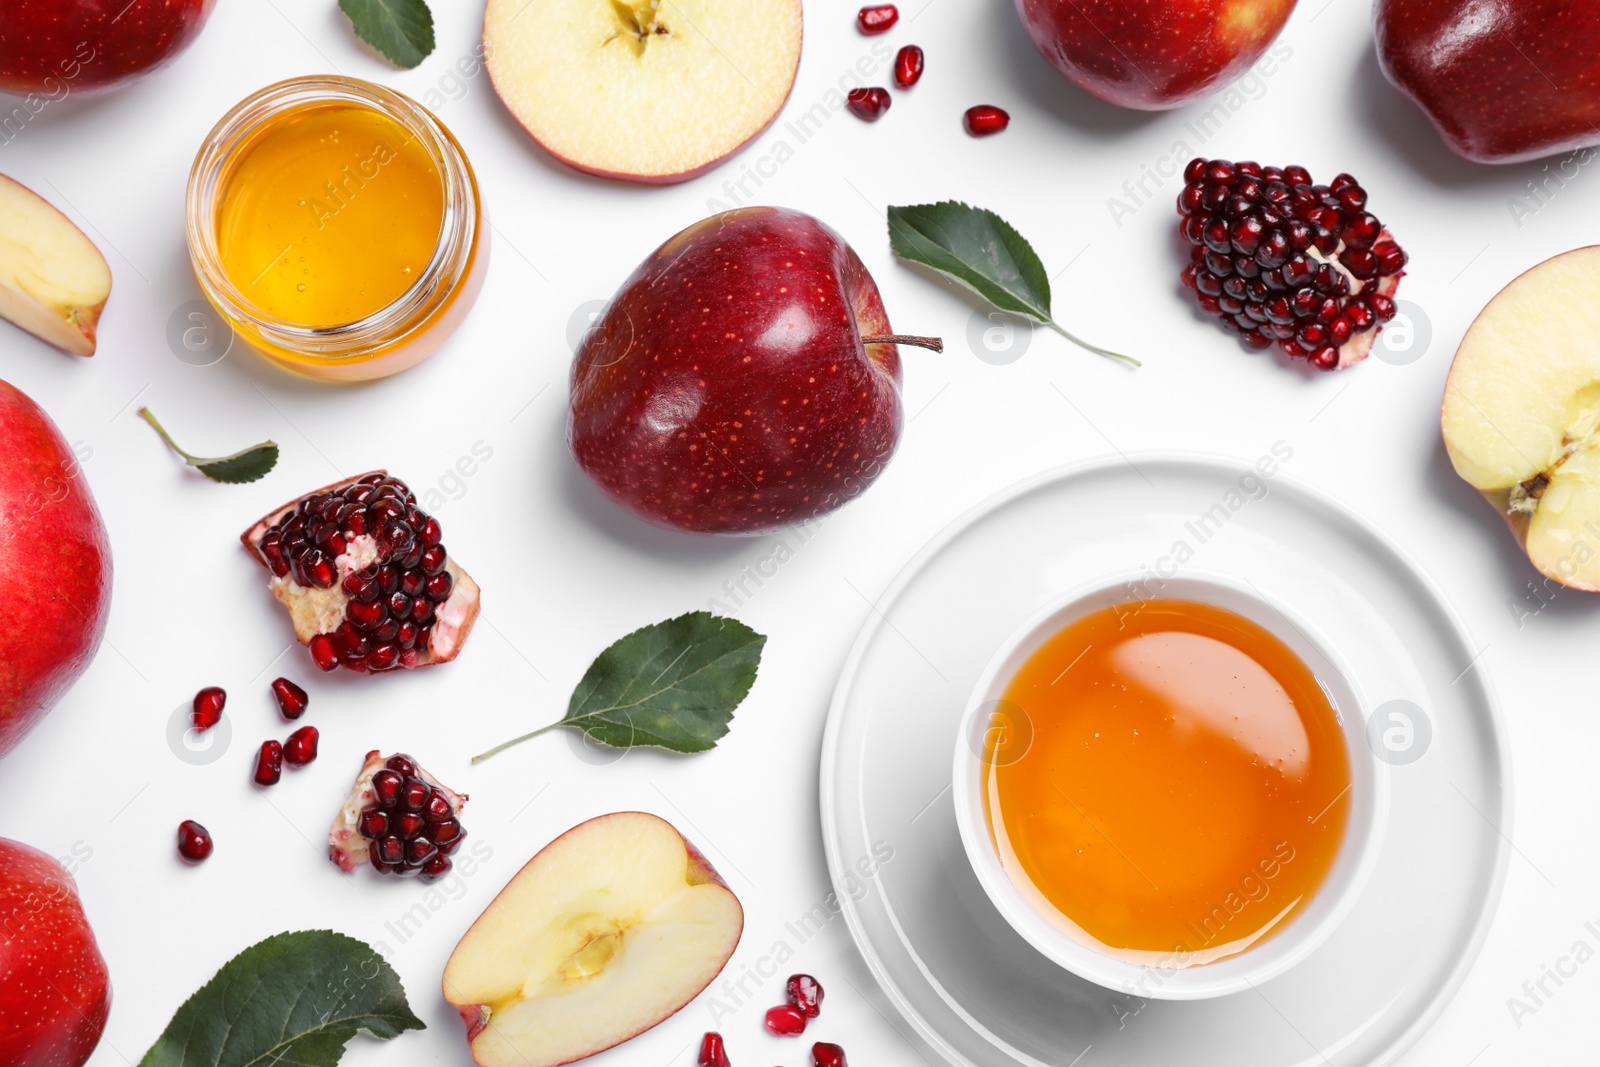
{"left": 855, "top": 4, "right": 897, "bottom": 33}
{"left": 766, "top": 1004, "right": 807, "bottom": 1036}
{"left": 177, "top": 820, "right": 213, "bottom": 862}
{"left": 963, "top": 105, "right": 1009, "bottom": 136}
{"left": 787, "top": 974, "right": 824, "bottom": 1017}
{"left": 846, "top": 87, "right": 891, "bottom": 122}
{"left": 399, "top": 779, "right": 429, "bottom": 811}
{"left": 424, "top": 572, "right": 453, "bottom": 602}
{"left": 270, "top": 677, "right": 309, "bottom": 720}
{"left": 191, "top": 686, "right": 226, "bottom": 732}
{"left": 373, "top": 835, "right": 403, "bottom": 866}
{"left": 405, "top": 837, "right": 437, "bottom": 865}
{"left": 813, "top": 1042, "right": 848, "bottom": 1067}
{"left": 371, "top": 769, "right": 403, "bottom": 807}
{"left": 396, "top": 812, "right": 426, "bottom": 839}
{"left": 698, "top": 1033, "right": 730, "bottom": 1067}
{"left": 433, "top": 819, "right": 463, "bottom": 845}
{"left": 419, "top": 855, "right": 453, "bottom": 882}
{"left": 309, "top": 633, "right": 339, "bottom": 672}
{"left": 347, "top": 598, "right": 384, "bottom": 630}
{"left": 893, "top": 45, "right": 923, "bottom": 88}
{"left": 284, "top": 726, "right": 319, "bottom": 766}
{"left": 254, "top": 740, "right": 283, "bottom": 785}
{"left": 358, "top": 809, "right": 389, "bottom": 838}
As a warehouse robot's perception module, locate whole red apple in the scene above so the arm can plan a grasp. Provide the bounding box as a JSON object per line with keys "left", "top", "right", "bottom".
{"left": 0, "top": 379, "right": 111, "bottom": 759}
{"left": 0, "top": 0, "right": 216, "bottom": 95}
{"left": 569, "top": 207, "right": 932, "bottom": 535}
{"left": 1015, "top": 0, "right": 1297, "bottom": 110}
{"left": 1375, "top": 0, "right": 1600, "bottom": 164}
{"left": 0, "top": 838, "right": 111, "bottom": 1067}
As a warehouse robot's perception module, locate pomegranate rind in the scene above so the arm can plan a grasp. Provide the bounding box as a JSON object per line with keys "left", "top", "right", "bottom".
{"left": 328, "top": 749, "right": 468, "bottom": 873}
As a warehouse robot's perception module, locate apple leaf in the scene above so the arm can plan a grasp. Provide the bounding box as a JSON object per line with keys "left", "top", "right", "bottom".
{"left": 138, "top": 408, "right": 278, "bottom": 484}
{"left": 137, "top": 930, "right": 424, "bottom": 1067}
{"left": 473, "top": 612, "right": 766, "bottom": 761}
{"left": 339, "top": 0, "right": 435, "bottom": 69}
{"left": 887, "top": 201, "right": 1138, "bottom": 366}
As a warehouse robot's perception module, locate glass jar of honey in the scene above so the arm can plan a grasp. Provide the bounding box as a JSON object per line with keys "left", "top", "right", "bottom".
{"left": 186, "top": 76, "right": 486, "bottom": 382}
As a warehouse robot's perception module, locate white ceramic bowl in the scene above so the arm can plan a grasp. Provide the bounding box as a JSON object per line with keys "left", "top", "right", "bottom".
{"left": 952, "top": 572, "right": 1389, "bottom": 1000}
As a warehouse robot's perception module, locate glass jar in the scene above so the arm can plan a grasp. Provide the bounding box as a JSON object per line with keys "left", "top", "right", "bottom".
{"left": 186, "top": 75, "right": 487, "bottom": 382}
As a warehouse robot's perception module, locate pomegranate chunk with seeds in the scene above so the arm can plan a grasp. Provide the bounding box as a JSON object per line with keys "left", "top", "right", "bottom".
{"left": 1177, "top": 158, "right": 1407, "bottom": 372}
{"left": 242, "top": 471, "right": 481, "bottom": 674}
{"left": 328, "top": 749, "right": 468, "bottom": 881}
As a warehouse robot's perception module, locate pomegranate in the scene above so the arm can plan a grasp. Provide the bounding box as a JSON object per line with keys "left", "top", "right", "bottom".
{"left": 787, "top": 973, "right": 824, "bottom": 1017}
{"left": 812, "top": 1043, "right": 848, "bottom": 1067}
{"left": 191, "top": 686, "right": 225, "bottom": 731}
{"left": 963, "top": 105, "right": 1010, "bottom": 136}
{"left": 176, "top": 821, "right": 212, "bottom": 862}
{"left": 697, "top": 1033, "right": 730, "bottom": 1067}
{"left": 846, "top": 87, "right": 892, "bottom": 121}
{"left": 241, "top": 472, "right": 480, "bottom": 674}
{"left": 856, "top": 4, "right": 898, "bottom": 33}
{"left": 270, "top": 677, "right": 308, "bottom": 720}
{"left": 329, "top": 750, "right": 468, "bottom": 882}
{"left": 283, "top": 726, "right": 319, "bottom": 766}
{"left": 765, "top": 1004, "right": 807, "bottom": 1036}
{"left": 1177, "top": 158, "right": 1408, "bottom": 371}
{"left": 254, "top": 740, "right": 283, "bottom": 786}
{"left": 893, "top": 45, "right": 924, "bottom": 88}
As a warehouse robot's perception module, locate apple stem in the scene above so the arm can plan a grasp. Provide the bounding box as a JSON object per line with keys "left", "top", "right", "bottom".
{"left": 1047, "top": 321, "right": 1141, "bottom": 367}
{"left": 471, "top": 721, "right": 562, "bottom": 763}
{"left": 861, "top": 334, "right": 944, "bottom": 352}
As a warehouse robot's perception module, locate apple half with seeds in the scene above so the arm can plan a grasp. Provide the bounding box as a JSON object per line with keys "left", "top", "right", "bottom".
{"left": 1442, "top": 246, "right": 1600, "bottom": 589}
{"left": 482, "top": 0, "right": 802, "bottom": 183}
{"left": 0, "top": 173, "right": 111, "bottom": 356}
{"left": 443, "top": 811, "right": 743, "bottom": 1067}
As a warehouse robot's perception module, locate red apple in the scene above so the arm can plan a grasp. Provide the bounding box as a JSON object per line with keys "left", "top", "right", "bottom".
{"left": 0, "top": 0, "right": 216, "bottom": 95}
{"left": 1375, "top": 0, "right": 1600, "bottom": 164}
{"left": 0, "top": 838, "right": 111, "bottom": 1067}
{"left": 1014, "top": 0, "right": 1297, "bottom": 110}
{"left": 0, "top": 379, "right": 112, "bottom": 759}
{"left": 568, "top": 207, "right": 936, "bottom": 535}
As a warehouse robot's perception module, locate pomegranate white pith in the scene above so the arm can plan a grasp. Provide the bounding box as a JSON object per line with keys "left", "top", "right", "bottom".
{"left": 329, "top": 749, "right": 468, "bottom": 881}
{"left": 242, "top": 471, "right": 480, "bottom": 673}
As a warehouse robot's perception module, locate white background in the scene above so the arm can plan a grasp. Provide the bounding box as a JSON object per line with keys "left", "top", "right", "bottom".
{"left": 2, "top": 0, "right": 1597, "bottom": 1064}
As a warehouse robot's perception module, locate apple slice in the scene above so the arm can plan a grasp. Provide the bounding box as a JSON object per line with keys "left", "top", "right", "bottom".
{"left": 483, "top": 0, "right": 802, "bottom": 183}
{"left": 1442, "top": 246, "right": 1600, "bottom": 589}
{"left": 443, "top": 812, "right": 743, "bottom": 1067}
{"left": 0, "top": 174, "right": 112, "bottom": 356}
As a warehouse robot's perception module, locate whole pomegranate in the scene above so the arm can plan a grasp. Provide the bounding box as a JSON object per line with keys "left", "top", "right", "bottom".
{"left": 0, "top": 380, "right": 111, "bottom": 760}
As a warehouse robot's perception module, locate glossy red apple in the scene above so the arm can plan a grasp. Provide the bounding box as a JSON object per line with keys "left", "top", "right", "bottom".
{"left": 568, "top": 207, "right": 937, "bottom": 535}
{"left": 1375, "top": 0, "right": 1600, "bottom": 164}
{"left": 0, "top": 0, "right": 216, "bottom": 95}
{"left": 0, "top": 838, "right": 111, "bottom": 1067}
{"left": 0, "top": 379, "right": 112, "bottom": 759}
{"left": 1015, "top": 0, "right": 1297, "bottom": 110}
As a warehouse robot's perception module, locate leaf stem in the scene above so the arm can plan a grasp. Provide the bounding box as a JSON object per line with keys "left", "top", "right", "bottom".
{"left": 137, "top": 407, "right": 200, "bottom": 463}
{"left": 1046, "top": 321, "right": 1141, "bottom": 367}
{"left": 471, "top": 721, "right": 561, "bottom": 763}
{"left": 861, "top": 334, "right": 945, "bottom": 352}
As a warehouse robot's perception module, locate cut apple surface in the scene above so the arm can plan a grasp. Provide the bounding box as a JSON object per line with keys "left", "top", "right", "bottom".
{"left": 1442, "top": 246, "right": 1600, "bottom": 589}
{"left": 0, "top": 174, "right": 111, "bottom": 356}
{"left": 443, "top": 812, "right": 742, "bottom": 1067}
{"left": 483, "top": 0, "right": 802, "bottom": 183}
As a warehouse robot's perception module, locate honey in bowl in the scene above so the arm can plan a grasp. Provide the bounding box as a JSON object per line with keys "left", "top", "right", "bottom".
{"left": 983, "top": 598, "right": 1352, "bottom": 966}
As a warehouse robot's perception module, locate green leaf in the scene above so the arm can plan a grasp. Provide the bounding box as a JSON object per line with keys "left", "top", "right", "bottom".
{"left": 473, "top": 612, "right": 766, "bottom": 761}
{"left": 139, "top": 408, "right": 278, "bottom": 484}
{"left": 887, "top": 201, "right": 1138, "bottom": 366}
{"left": 138, "top": 930, "right": 424, "bottom": 1067}
{"left": 339, "top": 0, "right": 435, "bottom": 68}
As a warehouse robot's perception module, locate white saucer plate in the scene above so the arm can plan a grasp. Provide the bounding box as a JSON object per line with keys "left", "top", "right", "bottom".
{"left": 821, "top": 454, "right": 1510, "bottom": 1067}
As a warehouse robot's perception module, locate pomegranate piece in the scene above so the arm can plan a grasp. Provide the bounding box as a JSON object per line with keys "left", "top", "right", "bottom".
{"left": 765, "top": 1004, "right": 807, "bottom": 1036}
{"left": 813, "top": 1043, "right": 848, "bottom": 1067}
{"left": 856, "top": 4, "right": 897, "bottom": 33}
{"left": 787, "top": 973, "right": 824, "bottom": 1017}
{"left": 253, "top": 740, "right": 283, "bottom": 785}
{"left": 1177, "top": 158, "right": 1407, "bottom": 372}
{"left": 893, "top": 45, "right": 924, "bottom": 88}
{"left": 241, "top": 471, "right": 481, "bottom": 674}
{"left": 963, "top": 105, "right": 1010, "bottom": 137}
{"left": 177, "top": 820, "right": 212, "bottom": 862}
{"left": 284, "top": 725, "right": 319, "bottom": 766}
{"left": 270, "top": 677, "right": 309, "bottom": 719}
{"left": 846, "top": 87, "right": 892, "bottom": 122}
{"left": 328, "top": 749, "right": 468, "bottom": 878}
{"left": 697, "top": 1032, "right": 730, "bottom": 1067}
{"left": 191, "top": 686, "right": 225, "bottom": 732}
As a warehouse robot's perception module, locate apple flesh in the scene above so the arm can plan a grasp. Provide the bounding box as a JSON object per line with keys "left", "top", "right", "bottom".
{"left": 0, "top": 838, "right": 111, "bottom": 1067}
{"left": 482, "top": 0, "right": 802, "bottom": 183}
{"left": 570, "top": 206, "right": 930, "bottom": 535}
{"left": 0, "top": 0, "right": 216, "bottom": 94}
{"left": 0, "top": 174, "right": 112, "bottom": 356}
{"left": 1014, "top": 0, "right": 1297, "bottom": 110}
{"left": 0, "top": 380, "right": 112, "bottom": 760}
{"left": 443, "top": 812, "right": 743, "bottom": 1067}
{"left": 1376, "top": 0, "right": 1600, "bottom": 164}
{"left": 1442, "top": 247, "right": 1600, "bottom": 589}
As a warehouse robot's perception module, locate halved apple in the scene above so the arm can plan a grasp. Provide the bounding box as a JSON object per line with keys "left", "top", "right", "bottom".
{"left": 0, "top": 173, "right": 112, "bottom": 356}
{"left": 483, "top": 0, "right": 802, "bottom": 183}
{"left": 1442, "top": 246, "right": 1600, "bottom": 589}
{"left": 443, "top": 811, "right": 743, "bottom": 1067}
